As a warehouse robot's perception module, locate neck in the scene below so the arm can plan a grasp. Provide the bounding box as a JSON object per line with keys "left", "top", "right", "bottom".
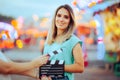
{"left": 57, "top": 29, "right": 64, "bottom": 36}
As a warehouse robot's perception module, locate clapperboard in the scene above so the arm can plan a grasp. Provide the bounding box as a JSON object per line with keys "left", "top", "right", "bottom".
{"left": 39, "top": 48, "right": 65, "bottom": 79}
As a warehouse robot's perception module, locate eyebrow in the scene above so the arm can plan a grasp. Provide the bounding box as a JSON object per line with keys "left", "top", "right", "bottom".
{"left": 57, "top": 13, "right": 69, "bottom": 16}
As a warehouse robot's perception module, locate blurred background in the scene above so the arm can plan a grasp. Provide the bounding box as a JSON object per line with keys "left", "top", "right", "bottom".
{"left": 0, "top": 0, "right": 120, "bottom": 80}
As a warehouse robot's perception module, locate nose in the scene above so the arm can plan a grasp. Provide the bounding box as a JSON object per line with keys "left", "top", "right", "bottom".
{"left": 59, "top": 17, "right": 64, "bottom": 22}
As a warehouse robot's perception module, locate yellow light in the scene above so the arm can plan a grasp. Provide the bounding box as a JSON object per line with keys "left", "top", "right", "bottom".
{"left": 0, "top": 34, "right": 2, "bottom": 39}
{"left": 105, "top": 28, "right": 110, "bottom": 35}
{"left": 11, "top": 20, "right": 18, "bottom": 30}
{"left": 114, "top": 28, "right": 120, "bottom": 35}
{"left": 88, "top": 1, "right": 96, "bottom": 8}
{"left": 89, "top": 20, "right": 96, "bottom": 28}
{"left": 16, "top": 39, "right": 23, "bottom": 48}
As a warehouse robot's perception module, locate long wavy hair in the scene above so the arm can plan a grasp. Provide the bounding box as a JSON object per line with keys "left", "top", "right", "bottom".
{"left": 46, "top": 4, "right": 76, "bottom": 45}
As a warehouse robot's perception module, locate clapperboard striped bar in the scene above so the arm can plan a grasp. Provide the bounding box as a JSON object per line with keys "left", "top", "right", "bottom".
{"left": 39, "top": 48, "right": 65, "bottom": 78}
{"left": 47, "top": 48, "right": 63, "bottom": 57}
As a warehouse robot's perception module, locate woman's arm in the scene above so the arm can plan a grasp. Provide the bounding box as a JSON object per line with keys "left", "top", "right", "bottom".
{"left": 65, "top": 43, "right": 84, "bottom": 73}
{"left": 0, "top": 55, "right": 49, "bottom": 74}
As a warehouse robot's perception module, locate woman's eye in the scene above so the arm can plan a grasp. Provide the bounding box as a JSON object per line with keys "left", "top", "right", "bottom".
{"left": 64, "top": 15, "right": 69, "bottom": 19}
{"left": 57, "top": 14, "right": 61, "bottom": 17}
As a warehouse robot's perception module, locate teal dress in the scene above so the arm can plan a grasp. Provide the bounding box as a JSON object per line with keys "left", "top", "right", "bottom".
{"left": 43, "top": 34, "right": 82, "bottom": 80}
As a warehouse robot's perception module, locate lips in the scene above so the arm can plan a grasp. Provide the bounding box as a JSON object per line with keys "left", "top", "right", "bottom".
{"left": 59, "top": 24, "right": 63, "bottom": 26}
{"left": 58, "top": 22, "right": 65, "bottom": 26}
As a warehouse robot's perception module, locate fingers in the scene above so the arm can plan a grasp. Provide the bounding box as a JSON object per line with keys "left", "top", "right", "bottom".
{"left": 36, "top": 79, "right": 40, "bottom": 80}
{"left": 32, "top": 55, "right": 49, "bottom": 68}
{"left": 39, "top": 55, "right": 49, "bottom": 65}
{"left": 48, "top": 76, "right": 52, "bottom": 80}
{"left": 41, "top": 75, "right": 51, "bottom": 80}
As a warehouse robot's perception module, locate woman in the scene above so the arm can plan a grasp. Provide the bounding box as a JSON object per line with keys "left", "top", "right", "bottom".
{"left": 0, "top": 51, "right": 49, "bottom": 80}
{"left": 41, "top": 4, "right": 84, "bottom": 80}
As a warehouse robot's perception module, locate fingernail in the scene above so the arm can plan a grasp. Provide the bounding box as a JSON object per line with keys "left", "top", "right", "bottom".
{"left": 42, "top": 75, "right": 46, "bottom": 77}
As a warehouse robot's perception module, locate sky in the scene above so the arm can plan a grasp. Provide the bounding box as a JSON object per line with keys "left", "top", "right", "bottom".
{"left": 0, "top": 0, "right": 73, "bottom": 19}
{"left": 0, "top": 0, "right": 120, "bottom": 22}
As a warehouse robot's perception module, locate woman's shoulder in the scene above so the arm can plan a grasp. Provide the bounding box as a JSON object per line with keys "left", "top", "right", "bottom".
{"left": 70, "top": 34, "right": 82, "bottom": 46}
{"left": 70, "top": 34, "right": 81, "bottom": 41}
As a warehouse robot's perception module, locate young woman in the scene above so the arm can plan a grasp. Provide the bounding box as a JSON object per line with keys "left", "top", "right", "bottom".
{"left": 41, "top": 4, "right": 84, "bottom": 80}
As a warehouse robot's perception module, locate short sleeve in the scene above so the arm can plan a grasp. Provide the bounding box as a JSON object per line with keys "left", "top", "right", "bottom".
{"left": 70, "top": 35, "right": 82, "bottom": 50}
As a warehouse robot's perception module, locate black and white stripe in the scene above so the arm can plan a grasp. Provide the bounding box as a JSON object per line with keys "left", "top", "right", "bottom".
{"left": 47, "top": 48, "right": 63, "bottom": 58}
{"left": 46, "top": 60, "right": 64, "bottom": 65}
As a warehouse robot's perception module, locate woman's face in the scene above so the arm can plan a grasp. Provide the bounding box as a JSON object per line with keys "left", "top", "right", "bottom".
{"left": 55, "top": 8, "right": 70, "bottom": 30}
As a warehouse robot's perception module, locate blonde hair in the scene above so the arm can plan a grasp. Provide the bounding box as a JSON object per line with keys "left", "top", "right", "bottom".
{"left": 46, "top": 4, "right": 76, "bottom": 45}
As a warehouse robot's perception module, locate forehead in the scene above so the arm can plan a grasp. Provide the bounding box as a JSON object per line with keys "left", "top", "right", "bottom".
{"left": 57, "top": 8, "right": 70, "bottom": 15}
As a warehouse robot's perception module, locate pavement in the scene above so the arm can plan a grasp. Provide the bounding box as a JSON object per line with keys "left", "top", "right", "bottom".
{"left": 2, "top": 45, "right": 120, "bottom": 80}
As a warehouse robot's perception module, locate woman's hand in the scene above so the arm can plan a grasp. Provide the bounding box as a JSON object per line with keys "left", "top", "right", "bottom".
{"left": 31, "top": 55, "right": 49, "bottom": 68}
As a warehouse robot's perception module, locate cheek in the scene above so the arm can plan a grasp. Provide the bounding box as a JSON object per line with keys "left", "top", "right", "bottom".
{"left": 55, "top": 18, "right": 59, "bottom": 23}
{"left": 66, "top": 20, "right": 70, "bottom": 25}
{"left": 55, "top": 18, "right": 58, "bottom": 24}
